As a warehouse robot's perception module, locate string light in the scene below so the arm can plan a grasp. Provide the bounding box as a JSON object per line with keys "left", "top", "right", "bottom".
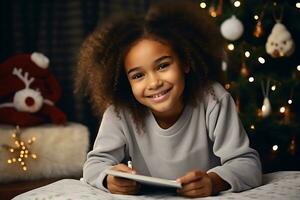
{"left": 244, "top": 51, "right": 251, "bottom": 58}
{"left": 272, "top": 145, "right": 278, "bottom": 151}
{"left": 225, "top": 83, "right": 231, "bottom": 90}
{"left": 248, "top": 77, "right": 255, "bottom": 82}
{"left": 296, "top": 2, "right": 300, "bottom": 8}
{"left": 233, "top": 1, "right": 241, "bottom": 7}
{"left": 250, "top": 125, "right": 255, "bottom": 130}
{"left": 280, "top": 106, "right": 286, "bottom": 113}
{"left": 258, "top": 57, "right": 265, "bottom": 64}
{"left": 297, "top": 65, "right": 300, "bottom": 71}
{"left": 227, "top": 43, "right": 235, "bottom": 51}
{"left": 288, "top": 99, "right": 293, "bottom": 104}
{"left": 2, "top": 126, "right": 38, "bottom": 171}
{"left": 254, "top": 15, "right": 259, "bottom": 20}
{"left": 200, "top": 2, "right": 207, "bottom": 9}
{"left": 271, "top": 85, "right": 276, "bottom": 91}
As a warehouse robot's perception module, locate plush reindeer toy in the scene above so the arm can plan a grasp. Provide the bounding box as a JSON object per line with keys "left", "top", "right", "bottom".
{"left": 0, "top": 52, "right": 66, "bottom": 126}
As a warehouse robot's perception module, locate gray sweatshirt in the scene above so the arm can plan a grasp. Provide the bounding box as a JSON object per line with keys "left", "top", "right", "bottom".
{"left": 83, "top": 82, "right": 262, "bottom": 192}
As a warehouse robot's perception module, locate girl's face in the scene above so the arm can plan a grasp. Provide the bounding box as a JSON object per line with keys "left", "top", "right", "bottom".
{"left": 124, "top": 38, "right": 188, "bottom": 121}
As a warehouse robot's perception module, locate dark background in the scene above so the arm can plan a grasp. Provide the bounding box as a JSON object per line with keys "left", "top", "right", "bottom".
{"left": 0, "top": 0, "right": 158, "bottom": 145}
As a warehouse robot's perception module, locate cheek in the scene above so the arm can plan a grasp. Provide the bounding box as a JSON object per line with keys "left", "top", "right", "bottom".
{"left": 170, "top": 71, "right": 185, "bottom": 88}
{"left": 129, "top": 82, "right": 144, "bottom": 98}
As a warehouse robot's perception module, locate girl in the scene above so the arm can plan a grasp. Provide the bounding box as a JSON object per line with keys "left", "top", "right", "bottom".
{"left": 76, "top": 1, "right": 262, "bottom": 198}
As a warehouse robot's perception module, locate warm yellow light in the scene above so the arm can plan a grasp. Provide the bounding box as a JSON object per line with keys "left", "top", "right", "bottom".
{"left": 258, "top": 57, "right": 265, "bottom": 64}
{"left": 254, "top": 15, "right": 259, "bottom": 20}
{"left": 225, "top": 83, "right": 231, "bottom": 90}
{"left": 210, "top": 11, "right": 217, "bottom": 17}
{"left": 12, "top": 133, "right": 16, "bottom": 138}
{"left": 271, "top": 85, "right": 276, "bottom": 91}
{"left": 250, "top": 125, "right": 255, "bottom": 130}
{"left": 21, "top": 162, "right": 25, "bottom": 166}
{"left": 32, "top": 154, "right": 37, "bottom": 159}
{"left": 227, "top": 43, "right": 235, "bottom": 51}
{"left": 288, "top": 99, "right": 292, "bottom": 104}
{"left": 32, "top": 137, "right": 36, "bottom": 141}
{"left": 248, "top": 77, "right": 254, "bottom": 82}
{"left": 280, "top": 106, "right": 286, "bottom": 113}
{"left": 10, "top": 148, "right": 14, "bottom": 152}
{"left": 245, "top": 51, "right": 251, "bottom": 58}
{"left": 272, "top": 145, "right": 278, "bottom": 151}
{"left": 233, "top": 1, "right": 241, "bottom": 7}
{"left": 18, "top": 158, "right": 22, "bottom": 162}
{"left": 7, "top": 159, "right": 12, "bottom": 164}
{"left": 200, "top": 2, "right": 207, "bottom": 8}
{"left": 12, "top": 158, "right": 16, "bottom": 162}
{"left": 262, "top": 105, "right": 266, "bottom": 112}
{"left": 22, "top": 166, "right": 27, "bottom": 171}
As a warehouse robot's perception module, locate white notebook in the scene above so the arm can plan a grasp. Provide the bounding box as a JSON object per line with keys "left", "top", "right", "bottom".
{"left": 105, "top": 169, "right": 182, "bottom": 189}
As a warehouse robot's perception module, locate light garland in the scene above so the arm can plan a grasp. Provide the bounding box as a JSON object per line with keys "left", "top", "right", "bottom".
{"left": 2, "top": 126, "right": 37, "bottom": 171}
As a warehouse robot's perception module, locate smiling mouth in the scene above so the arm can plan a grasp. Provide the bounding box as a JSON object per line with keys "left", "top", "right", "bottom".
{"left": 148, "top": 88, "right": 171, "bottom": 98}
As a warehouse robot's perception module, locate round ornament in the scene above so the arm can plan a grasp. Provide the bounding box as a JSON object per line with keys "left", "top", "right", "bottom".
{"left": 220, "top": 15, "right": 244, "bottom": 41}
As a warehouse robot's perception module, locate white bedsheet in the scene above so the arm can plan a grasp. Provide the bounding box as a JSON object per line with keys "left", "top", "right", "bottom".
{"left": 13, "top": 171, "right": 300, "bottom": 200}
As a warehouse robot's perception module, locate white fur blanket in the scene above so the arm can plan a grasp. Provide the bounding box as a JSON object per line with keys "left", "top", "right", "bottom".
{"left": 0, "top": 123, "right": 89, "bottom": 182}
{"left": 13, "top": 171, "right": 300, "bottom": 200}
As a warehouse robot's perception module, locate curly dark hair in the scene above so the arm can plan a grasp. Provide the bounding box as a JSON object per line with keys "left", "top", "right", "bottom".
{"left": 75, "top": 0, "right": 224, "bottom": 128}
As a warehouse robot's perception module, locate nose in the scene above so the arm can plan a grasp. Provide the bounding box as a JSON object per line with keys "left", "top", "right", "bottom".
{"left": 148, "top": 73, "right": 163, "bottom": 90}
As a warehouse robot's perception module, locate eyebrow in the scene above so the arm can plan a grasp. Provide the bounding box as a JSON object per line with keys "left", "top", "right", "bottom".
{"left": 127, "top": 55, "right": 172, "bottom": 75}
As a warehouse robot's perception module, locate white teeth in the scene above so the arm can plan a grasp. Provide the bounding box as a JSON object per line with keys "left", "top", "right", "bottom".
{"left": 150, "top": 90, "right": 168, "bottom": 98}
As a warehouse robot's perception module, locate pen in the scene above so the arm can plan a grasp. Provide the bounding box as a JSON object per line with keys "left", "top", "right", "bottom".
{"left": 127, "top": 160, "right": 133, "bottom": 169}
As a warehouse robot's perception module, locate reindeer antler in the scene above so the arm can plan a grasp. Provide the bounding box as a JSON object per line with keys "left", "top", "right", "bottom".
{"left": 12, "top": 68, "right": 35, "bottom": 89}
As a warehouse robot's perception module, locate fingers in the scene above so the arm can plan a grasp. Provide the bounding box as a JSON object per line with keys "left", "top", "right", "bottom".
{"left": 177, "top": 171, "right": 213, "bottom": 198}
{"left": 111, "top": 163, "right": 136, "bottom": 174}
{"left": 177, "top": 170, "right": 205, "bottom": 184}
{"left": 107, "top": 164, "right": 140, "bottom": 195}
{"left": 108, "top": 177, "right": 140, "bottom": 195}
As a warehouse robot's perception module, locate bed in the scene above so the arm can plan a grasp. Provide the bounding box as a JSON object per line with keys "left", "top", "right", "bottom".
{"left": 13, "top": 171, "right": 300, "bottom": 200}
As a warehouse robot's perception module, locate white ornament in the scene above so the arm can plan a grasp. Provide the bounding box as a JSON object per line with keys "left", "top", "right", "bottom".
{"left": 220, "top": 15, "right": 244, "bottom": 41}
{"left": 261, "top": 97, "right": 271, "bottom": 117}
{"left": 261, "top": 79, "right": 272, "bottom": 118}
{"left": 265, "top": 22, "right": 295, "bottom": 58}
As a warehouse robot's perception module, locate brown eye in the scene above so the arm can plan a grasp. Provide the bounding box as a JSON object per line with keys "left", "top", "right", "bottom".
{"left": 158, "top": 63, "right": 169, "bottom": 70}
{"left": 132, "top": 73, "right": 144, "bottom": 80}
{"left": 283, "top": 41, "right": 287, "bottom": 45}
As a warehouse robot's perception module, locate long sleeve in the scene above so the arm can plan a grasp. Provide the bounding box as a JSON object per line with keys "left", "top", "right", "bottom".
{"left": 207, "top": 92, "right": 262, "bottom": 192}
{"left": 83, "top": 106, "right": 127, "bottom": 191}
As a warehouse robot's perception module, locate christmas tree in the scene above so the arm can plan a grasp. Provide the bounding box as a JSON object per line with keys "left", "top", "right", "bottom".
{"left": 200, "top": 0, "right": 300, "bottom": 172}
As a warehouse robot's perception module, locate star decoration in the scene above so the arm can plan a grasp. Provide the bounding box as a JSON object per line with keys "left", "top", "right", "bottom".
{"left": 2, "top": 125, "right": 37, "bottom": 171}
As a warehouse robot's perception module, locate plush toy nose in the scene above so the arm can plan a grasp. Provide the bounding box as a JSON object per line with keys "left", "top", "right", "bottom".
{"left": 25, "top": 97, "right": 35, "bottom": 107}
{"left": 273, "top": 49, "right": 280, "bottom": 57}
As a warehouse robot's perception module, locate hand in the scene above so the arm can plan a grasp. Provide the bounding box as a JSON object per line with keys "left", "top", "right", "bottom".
{"left": 176, "top": 170, "right": 213, "bottom": 198}
{"left": 107, "top": 164, "right": 140, "bottom": 195}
